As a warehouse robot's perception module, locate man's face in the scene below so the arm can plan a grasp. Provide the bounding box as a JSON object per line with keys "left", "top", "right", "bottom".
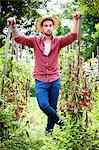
{"left": 42, "top": 20, "right": 54, "bottom": 36}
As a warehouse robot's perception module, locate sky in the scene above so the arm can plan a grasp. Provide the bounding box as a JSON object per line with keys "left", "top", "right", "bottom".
{"left": 37, "top": 0, "right": 73, "bottom": 15}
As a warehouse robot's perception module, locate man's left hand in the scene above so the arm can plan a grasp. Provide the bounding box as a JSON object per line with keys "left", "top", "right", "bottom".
{"left": 74, "top": 12, "right": 82, "bottom": 20}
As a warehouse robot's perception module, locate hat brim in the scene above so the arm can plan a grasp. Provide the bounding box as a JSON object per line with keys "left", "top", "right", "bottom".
{"left": 36, "top": 16, "right": 59, "bottom": 32}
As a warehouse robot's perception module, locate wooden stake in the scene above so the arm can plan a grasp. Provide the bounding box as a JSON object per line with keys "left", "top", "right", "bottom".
{"left": 77, "top": 15, "right": 82, "bottom": 84}
{"left": 97, "top": 46, "right": 99, "bottom": 75}
{"left": 1, "top": 26, "right": 12, "bottom": 95}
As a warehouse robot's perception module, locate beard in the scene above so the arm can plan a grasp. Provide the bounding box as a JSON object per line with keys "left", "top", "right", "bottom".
{"left": 44, "top": 30, "right": 52, "bottom": 36}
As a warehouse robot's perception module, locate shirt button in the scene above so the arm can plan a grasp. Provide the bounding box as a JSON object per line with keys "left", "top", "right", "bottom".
{"left": 46, "top": 63, "right": 48, "bottom": 65}
{"left": 47, "top": 69, "right": 48, "bottom": 72}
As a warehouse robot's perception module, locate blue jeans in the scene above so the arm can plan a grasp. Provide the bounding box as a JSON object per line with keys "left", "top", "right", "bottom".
{"left": 35, "top": 78, "right": 60, "bottom": 131}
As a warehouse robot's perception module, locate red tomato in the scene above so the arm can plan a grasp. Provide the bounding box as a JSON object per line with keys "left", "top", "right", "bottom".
{"left": 67, "top": 101, "right": 74, "bottom": 110}
{"left": 84, "top": 98, "right": 90, "bottom": 102}
{"left": 82, "top": 91, "right": 89, "bottom": 96}
{"left": 17, "top": 105, "right": 24, "bottom": 112}
{"left": 78, "top": 100, "right": 85, "bottom": 107}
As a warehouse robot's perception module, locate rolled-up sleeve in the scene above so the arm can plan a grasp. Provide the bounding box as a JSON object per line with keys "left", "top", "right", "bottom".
{"left": 59, "top": 32, "right": 78, "bottom": 49}
{"left": 14, "top": 35, "right": 35, "bottom": 48}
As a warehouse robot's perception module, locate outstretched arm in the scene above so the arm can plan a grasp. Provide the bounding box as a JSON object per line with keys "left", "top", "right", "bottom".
{"left": 59, "top": 12, "right": 82, "bottom": 49}
{"left": 72, "top": 12, "right": 82, "bottom": 34}
{"left": 7, "top": 17, "right": 34, "bottom": 48}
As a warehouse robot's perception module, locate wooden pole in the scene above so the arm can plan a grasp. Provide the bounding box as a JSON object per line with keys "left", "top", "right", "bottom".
{"left": 72, "top": 42, "right": 74, "bottom": 50}
{"left": 97, "top": 46, "right": 99, "bottom": 75}
{"left": 16, "top": 43, "right": 19, "bottom": 61}
{"left": 11, "top": 36, "right": 15, "bottom": 60}
{"left": 4, "top": 26, "right": 12, "bottom": 76}
{"left": 1, "top": 26, "right": 12, "bottom": 95}
{"left": 19, "top": 44, "right": 22, "bottom": 59}
{"left": 77, "top": 15, "right": 82, "bottom": 84}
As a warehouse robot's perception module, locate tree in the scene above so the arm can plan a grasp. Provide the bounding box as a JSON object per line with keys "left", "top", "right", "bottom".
{"left": 0, "top": 0, "right": 44, "bottom": 47}
{"left": 76, "top": 0, "right": 99, "bottom": 17}
{"left": 80, "top": 12, "right": 98, "bottom": 59}
{"left": 75, "top": 0, "right": 99, "bottom": 59}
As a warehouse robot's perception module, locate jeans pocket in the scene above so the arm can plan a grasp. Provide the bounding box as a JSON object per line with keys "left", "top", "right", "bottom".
{"left": 35, "top": 80, "right": 46, "bottom": 95}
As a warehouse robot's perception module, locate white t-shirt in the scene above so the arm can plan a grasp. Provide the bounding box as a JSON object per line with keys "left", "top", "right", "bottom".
{"left": 43, "top": 41, "right": 51, "bottom": 56}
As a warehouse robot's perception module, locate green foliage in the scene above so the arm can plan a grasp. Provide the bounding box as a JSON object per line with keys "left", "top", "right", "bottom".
{"left": 59, "top": 48, "right": 78, "bottom": 100}
{"left": 0, "top": 45, "right": 33, "bottom": 103}
{"left": 91, "top": 23, "right": 99, "bottom": 42}
{"left": 52, "top": 121, "right": 98, "bottom": 150}
{"left": 0, "top": 1, "right": 99, "bottom": 149}
{"left": 76, "top": 0, "right": 99, "bottom": 17}
{"left": 59, "top": 46, "right": 99, "bottom": 124}
{"left": 75, "top": 0, "right": 99, "bottom": 59}
{"left": 80, "top": 13, "right": 98, "bottom": 59}
{"left": 56, "top": 0, "right": 99, "bottom": 59}
{"left": 1, "top": 0, "right": 43, "bottom": 32}
{"left": 55, "top": 2, "right": 75, "bottom": 36}
{"left": 3, "top": 59, "right": 33, "bottom": 102}
{"left": 0, "top": 103, "right": 32, "bottom": 150}
{"left": 29, "top": 84, "right": 36, "bottom": 97}
{"left": 0, "top": 100, "right": 98, "bottom": 150}
{"left": 56, "top": 22, "right": 70, "bottom": 36}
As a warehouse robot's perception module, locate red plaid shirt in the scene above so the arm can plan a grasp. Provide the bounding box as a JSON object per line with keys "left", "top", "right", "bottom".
{"left": 15, "top": 32, "right": 77, "bottom": 83}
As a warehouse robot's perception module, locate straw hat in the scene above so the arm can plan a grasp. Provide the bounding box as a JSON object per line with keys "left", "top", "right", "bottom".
{"left": 35, "top": 15, "right": 59, "bottom": 32}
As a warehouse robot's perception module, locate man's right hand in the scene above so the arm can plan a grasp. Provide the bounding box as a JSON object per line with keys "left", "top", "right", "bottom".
{"left": 7, "top": 17, "right": 18, "bottom": 37}
{"left": 7, "top": 17, "right": 16, "bottom": 28}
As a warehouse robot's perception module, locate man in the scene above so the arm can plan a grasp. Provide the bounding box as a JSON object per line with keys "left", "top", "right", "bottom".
{"left": 7, "top": 12, "right": 81, "bottom": 134}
